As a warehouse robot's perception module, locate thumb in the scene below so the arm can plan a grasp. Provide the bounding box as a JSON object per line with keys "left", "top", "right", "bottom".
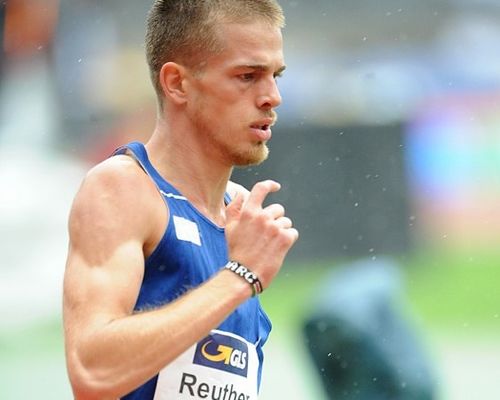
{"left": 226, "top": 192, "right": 244, "bottom": 223}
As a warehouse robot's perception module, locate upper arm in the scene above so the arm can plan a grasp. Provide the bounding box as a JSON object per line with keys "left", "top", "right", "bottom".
{"left": 63, "top": 157, "right": 164, "bottom": 346}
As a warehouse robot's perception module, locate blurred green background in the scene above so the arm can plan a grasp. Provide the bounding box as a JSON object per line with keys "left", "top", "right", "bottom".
{"left": 1, "top": 0, "right": 500, "bottom": 399}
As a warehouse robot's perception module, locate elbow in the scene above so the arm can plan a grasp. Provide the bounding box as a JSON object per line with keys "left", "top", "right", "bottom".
{"left": 69, "top": 371, "right": 115, "bottom": 400}
{"left": 67, "top": 355, "right": 123, "bottom": 400}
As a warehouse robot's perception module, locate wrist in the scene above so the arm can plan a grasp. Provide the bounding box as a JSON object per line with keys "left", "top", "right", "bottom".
{"left": 223, "top": 260, "right": 263, "bottom": 297}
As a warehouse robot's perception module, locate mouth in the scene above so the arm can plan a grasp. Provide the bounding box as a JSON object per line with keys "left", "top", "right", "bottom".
{"left": 249, "top": 123, "right": 272, "bottom": 141}
{"left": 250, "top": 123, "right": 271, "bottom": 131}
{"left": 249, "top": 117, "right": 275, "bottom": 141}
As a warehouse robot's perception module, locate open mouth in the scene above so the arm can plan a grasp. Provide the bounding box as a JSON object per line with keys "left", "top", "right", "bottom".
{"left": 251, "top": 124, "right": 270, "bottom": 131}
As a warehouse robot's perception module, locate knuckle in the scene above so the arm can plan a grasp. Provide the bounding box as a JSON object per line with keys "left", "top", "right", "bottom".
{"left": 240, "top": 208, "right": 253, "bottom": 220}
{"left": 267, "top": 223, "right": 280, "bottom": 237}
{"left": 256, "top": 212, "right": 268, "bottom": 224}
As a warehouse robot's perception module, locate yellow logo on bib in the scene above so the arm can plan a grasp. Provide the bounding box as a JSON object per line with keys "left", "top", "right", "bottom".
{"left": 201, "top": 340, "right": 247, "bottom": 369}
{"left": 194, "top": 333, "right": 249, "bottom": 377}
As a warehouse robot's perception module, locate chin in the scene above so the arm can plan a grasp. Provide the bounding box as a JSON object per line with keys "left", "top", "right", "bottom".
{"left": 232, "top": 143, "right": 269, "bottom": 167}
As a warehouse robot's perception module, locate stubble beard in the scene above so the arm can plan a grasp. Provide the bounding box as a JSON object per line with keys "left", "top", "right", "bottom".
{"left": 231, "top": 141, "right": 269, "bottom": 167}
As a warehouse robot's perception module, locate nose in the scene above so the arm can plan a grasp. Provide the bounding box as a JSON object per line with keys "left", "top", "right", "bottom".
{"left": 256, "top": 78, "right": 282, "bottom": 110}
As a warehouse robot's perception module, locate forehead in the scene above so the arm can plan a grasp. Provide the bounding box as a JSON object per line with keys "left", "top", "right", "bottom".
{"left": 210, "top": 21, "right": 284, "bottom": 70}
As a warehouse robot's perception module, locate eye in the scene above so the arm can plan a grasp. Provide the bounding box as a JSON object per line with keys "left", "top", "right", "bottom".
{"left": 239, "top": 73, "right": 255, "bottom": 82}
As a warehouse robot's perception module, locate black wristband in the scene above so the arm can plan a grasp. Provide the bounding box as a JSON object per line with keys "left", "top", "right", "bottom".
{"left": 224, "top": 261, "right": 263, "bottom": 297}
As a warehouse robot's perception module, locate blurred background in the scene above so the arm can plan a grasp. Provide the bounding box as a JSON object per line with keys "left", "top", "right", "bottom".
{"left": 1, "top": 0, "right": 500, "bottom": 398}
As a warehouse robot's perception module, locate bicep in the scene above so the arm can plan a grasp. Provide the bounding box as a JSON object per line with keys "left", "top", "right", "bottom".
{"left": 64, "top": 239, "right": 144, "bottom": 334}
{"left": 63, "top": 165, "right": 153, "bottom": 342}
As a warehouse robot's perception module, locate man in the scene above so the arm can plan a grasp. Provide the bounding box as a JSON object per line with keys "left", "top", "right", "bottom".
{"left": 63, "top": 1, "right": 298, "bottom": 399}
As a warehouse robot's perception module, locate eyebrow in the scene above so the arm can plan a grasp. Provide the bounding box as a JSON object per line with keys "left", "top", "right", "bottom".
{"left": 238, "top": 64, "right": 287, "bottom": 75}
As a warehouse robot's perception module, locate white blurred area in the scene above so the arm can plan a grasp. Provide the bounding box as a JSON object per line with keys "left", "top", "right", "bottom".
{"left": 0, "top": 56, "right": 86, "bottom": 329}
{"left": 0, "top": 3, "right": 83, "bottom": 329}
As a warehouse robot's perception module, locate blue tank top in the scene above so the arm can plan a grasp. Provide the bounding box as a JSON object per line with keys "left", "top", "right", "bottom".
{"left": 114, "top": 142, "right": 272, "bottom": 400}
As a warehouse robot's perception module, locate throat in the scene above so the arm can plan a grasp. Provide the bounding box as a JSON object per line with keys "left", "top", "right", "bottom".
{"left": 189, "top": 197, "right": 227, "bottom": 228}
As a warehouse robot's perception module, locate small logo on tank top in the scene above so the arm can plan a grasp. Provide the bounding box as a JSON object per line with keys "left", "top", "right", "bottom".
{"left": 193, "top": 333, "right": 249, "bottom": 377}
{"left": 173, "top": 216, "right": 201, "bottom": 246}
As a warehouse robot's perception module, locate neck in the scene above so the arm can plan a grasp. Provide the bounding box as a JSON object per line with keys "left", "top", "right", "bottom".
{"left": 145, "top": 117, "right": 233, "bottom": 225}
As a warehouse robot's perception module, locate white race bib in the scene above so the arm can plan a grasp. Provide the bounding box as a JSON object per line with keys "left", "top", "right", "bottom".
{"left": 153, "top": 330, "right": 259, "bottom": 400}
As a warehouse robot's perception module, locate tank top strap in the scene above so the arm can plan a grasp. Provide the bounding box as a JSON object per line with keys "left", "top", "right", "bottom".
{"left": 113, "top": 141, "right": 183, "bottom": 197}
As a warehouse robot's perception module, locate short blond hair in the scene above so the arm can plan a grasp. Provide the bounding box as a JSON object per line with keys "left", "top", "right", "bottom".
{"left": 145, "top": 0, "right": 285, "bottom": 103}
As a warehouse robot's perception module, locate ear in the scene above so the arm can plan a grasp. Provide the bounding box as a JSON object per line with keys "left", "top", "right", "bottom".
{"left": 158, "top": 62, "right": 188, "bottom": 105}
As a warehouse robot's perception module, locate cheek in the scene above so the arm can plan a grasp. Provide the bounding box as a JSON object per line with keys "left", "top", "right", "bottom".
{"left": 194, "top": 84, "right": 250, "bottom": 129}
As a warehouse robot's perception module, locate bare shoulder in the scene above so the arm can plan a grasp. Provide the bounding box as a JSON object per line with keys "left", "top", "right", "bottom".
{"left": 226, "top": 180, "right": 250, "bottom": 200}
{"left": 73, "top": 155, "right": 157, "bottom": 218}
{"left": 69, "top": 155, "right": 164, "bottom": 254}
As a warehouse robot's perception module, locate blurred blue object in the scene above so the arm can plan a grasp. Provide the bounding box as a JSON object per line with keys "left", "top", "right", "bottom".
{"left": 303, "top": 257, "right": 436, "bottom": 400}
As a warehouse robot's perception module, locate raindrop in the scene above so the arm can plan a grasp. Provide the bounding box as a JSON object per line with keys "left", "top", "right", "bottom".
{"left": 362, "top": 36, "right": 367, "bottom": 41}
{"left": 354, "top": 202, "right": 359, "bottom": 207}
{"left": 77, "top": 58, "right": 82, "bottom": 63}
{"left": 327, "top": 352, "right": 332, "bottom": 357}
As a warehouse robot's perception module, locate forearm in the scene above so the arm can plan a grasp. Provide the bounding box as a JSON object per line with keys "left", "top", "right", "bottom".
{"left": 68, "top": 269, "right": 251, "bottom": 399}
